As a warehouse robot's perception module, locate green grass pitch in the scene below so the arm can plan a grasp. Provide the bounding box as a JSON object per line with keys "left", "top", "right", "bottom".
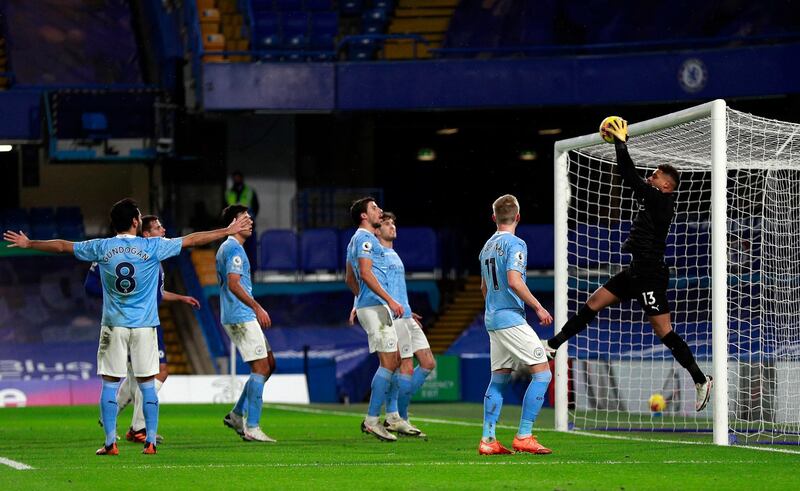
{"left": 1, "top": 403, "right": 799, "bottom": 490}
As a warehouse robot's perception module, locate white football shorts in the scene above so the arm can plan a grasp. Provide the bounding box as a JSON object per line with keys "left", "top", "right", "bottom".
{"left": 97, "top": 326, "right": 159, "bottom": 378}
{"left": 489, "top": 324, "right": 548, "bottom": 371}
{"left": 356, "top": 305, "right": 398, "bottom": 353}
{"left": 223, "top": 320, "right": 271, "bottom": 362}
{"left": 394, "top": 317, "right": 431, "bottom": 359}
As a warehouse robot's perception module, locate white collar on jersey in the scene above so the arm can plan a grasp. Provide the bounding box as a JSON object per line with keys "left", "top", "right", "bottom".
{"left": 116, "top": 234, "right": 137, "bottom": 238}
{"left": 495, "top": 231, "right": 511, "bottom": 235}
{"left": 357, "top": 227, "right": 375, "bottom": 234}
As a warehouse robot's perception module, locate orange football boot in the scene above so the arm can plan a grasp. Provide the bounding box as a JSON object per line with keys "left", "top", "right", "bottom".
{"left": 478, "top": 439, "right": 513, "bottom": 455}
{"left": 512, "top": 435, "right": 552, "bottom": 454}
{"left": 96, "top": 442, "right": 119, "bottom": 456}
{"left": 142, "top": 442, "right": 157, "bottom": 455}
{"left": 126, "top": 427, "right": 147, "bottom": 443}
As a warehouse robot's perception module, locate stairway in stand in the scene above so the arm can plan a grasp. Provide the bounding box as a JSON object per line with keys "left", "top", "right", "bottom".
{"left": 160, "top": 303, "right": 192, "bottom": 374}
{"left": 427, "top": 275, "right": 484, "bottom": 354}
{"left": 383, "top": 0, "right": 459, "bottom": 60}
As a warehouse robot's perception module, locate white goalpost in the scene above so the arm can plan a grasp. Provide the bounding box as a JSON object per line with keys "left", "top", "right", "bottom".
{"left": 553, "top": 99, "right": 800, "bottom": 446}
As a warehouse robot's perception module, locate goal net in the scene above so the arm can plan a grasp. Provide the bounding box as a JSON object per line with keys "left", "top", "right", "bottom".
{"left": 553, "top": 100, "right": 800, "bottom": 445}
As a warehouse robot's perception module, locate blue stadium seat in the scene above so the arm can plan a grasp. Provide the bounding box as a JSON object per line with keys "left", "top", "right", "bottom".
{"left": 254, "top": 13, "right": 282, "bottom": 49}
{"left": 372, "top": 0, "right": 394, "bottom": 9}
{"left": 516, "top": 224, "right": 554, "bottom": 269}
{"left": 58, "top": 223, "right": 85, "bottom": 241}
{"left": 251, "top": 0, "right": 274, "bottom": 13}
{"left": 282, "top": 11, "right": 309, "bottom": 49}
{"left": 55, "top": 206, "right": 82, "bottom": 223}
{"left": 31, "top": 222, "right": 58, "bottom": 240}
{"left": 304, "top": 0, "right": 332, "bottom": 10}
{"left": 300, "top": 228, "right": 339, "bottom": 272}
{"left": 2, "top": 208, "right": 30, "bottom": 235}
{"left": 362, "top": 8, "right": 388, "bottom": 34}
{"left": 340, "top": 0, "right": 365, "bottom": 15}
{"left": 30, "top": 207, "right": 55, "bottom": 225}
{"left": 568, "top": 223, "right": 628, "bottom": 269}
{"left": 81, "top": 112, "right": 109, "bottom": 140}
{"left": 347, "top": 37, "right": 378, "bottom": 60}
{"left": 309, "top": 11, "right": 338, "bottom": 50}
{"left": 338, "top": 228, "right": 356, "bottom": 269}
{"left": 275, "top": 0, "right": 303, "bottom": 10}
{"left": 260, "top": 230, "right": 299, "bottom": 271}
{"left": 393, "top": 227, "right": 438, "bottom": 272}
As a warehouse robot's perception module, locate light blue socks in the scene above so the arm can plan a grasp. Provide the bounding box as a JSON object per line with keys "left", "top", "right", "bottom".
{"left": 518, "top": 370, "right": 552, "bottom": 437}
{"left": 482, "top": 373, "right": 510, "bottom": 439}
{"left": 100, "top": 380, "right": 121, "bottom": 446}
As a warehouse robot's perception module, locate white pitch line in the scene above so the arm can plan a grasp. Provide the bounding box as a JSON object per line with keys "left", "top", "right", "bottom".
{"left": 52, "top": 459, "right": 762, "bottom": 471}
{"left": 0, "top": 456, "right": 33, "bottom": 470}
{"left": 268, "top": 404, "right": 800, "bottom": 455}
{"left": 268, "top": 404, "right": 520, "bottom": 431}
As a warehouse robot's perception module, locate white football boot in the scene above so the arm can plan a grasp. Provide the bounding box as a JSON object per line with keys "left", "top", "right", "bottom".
{"left": 243, "top": 426, "right": 277, "bottom": 443}
{"left": 695, "top": 375, "right": 713, "bottom": 411}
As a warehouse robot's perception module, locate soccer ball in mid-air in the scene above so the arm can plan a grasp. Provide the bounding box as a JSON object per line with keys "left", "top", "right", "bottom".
{"left": 599, "top": 116, "right": 624, "bottom": 143}
{"left": 649, "top": 393, "right": 667, "bottom": 415}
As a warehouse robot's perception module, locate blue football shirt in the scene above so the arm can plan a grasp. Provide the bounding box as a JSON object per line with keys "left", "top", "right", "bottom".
{"left": 73, "top": 235, "right": 183, "bottom": 327}
{"left": 384, "top": 248, "right": 411, "bottom": 319}
{"left": 216, "top": 237, "right": 256, "bottom": 324}
{"left": 346, "top": 228, "right": 389, "bottom": 309}
{"left": 85, "top": 262, "right": 164, "bottom": 305}
{"left": 478, "top": 231, "right": 528, "bottom": 331}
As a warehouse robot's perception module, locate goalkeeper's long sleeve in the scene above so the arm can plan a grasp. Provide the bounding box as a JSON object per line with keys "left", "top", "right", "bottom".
{"left": 614, "top": 140, "right": 649, "bottom": 199}
{"left": 614, "top": 140, "right": 676, "bottom": 261}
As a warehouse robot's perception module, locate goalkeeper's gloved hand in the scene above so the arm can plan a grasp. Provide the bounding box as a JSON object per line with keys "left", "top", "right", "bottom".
{"left": 606, "top": 118, "right": 628, "bottom": 143}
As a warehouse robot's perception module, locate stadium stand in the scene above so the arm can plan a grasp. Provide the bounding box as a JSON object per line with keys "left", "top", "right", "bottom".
{"left": 259, "top": 229, "right": 299, "bottom": 273}
{"left": 299, "top": 227, "right": 339, "bottom": 273}
{"left": 3, "top": 1, "right": 142, "bottom": 84}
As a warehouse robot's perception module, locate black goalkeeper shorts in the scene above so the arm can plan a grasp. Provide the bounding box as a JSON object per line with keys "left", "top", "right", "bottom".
{"left": 603, "top": 260, "right": 670, "bottom": 316}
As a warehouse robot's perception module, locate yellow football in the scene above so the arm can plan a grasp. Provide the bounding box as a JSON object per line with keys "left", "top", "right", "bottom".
{"left": 649, "top": 393, "right": 667, "bottom": 414}
{"left": 599, "top": 115, "right": 624, "bottom": 143}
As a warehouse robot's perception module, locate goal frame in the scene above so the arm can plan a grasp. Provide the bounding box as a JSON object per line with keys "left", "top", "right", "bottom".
{"left": 552, "top": 99, "right": 730, "bottom": 446}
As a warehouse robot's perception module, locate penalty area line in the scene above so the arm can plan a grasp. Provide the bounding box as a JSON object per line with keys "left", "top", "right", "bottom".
{"left": 0, "top": 456, "right": 34, "bottom": 470}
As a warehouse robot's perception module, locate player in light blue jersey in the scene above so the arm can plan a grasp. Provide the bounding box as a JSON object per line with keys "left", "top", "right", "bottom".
{"left": 344, "top": 197, "right": 404, "bottom": 442}
{"left": 477, "top": 194, "right": 554, "bottom": 456}
{"left": 374, "top": 212, "right": 436, "bottom": 437}
{"left": 88, "top": 215, "right": 200, "bottom": 445}
{"left": 218, "top": 205, "right": 276, "bottom": 443}
{"left": 4, "top": 198, "right": 251, "bottom": 455}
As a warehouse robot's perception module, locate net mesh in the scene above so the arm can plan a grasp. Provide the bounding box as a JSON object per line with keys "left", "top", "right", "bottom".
{"left": 564, "top": 108, "right": 800, "bottom": 443}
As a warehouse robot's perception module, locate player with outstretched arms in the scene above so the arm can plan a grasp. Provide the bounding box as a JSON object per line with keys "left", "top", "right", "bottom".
{"left": 478, "top": 194, "right": 554, "bottom": 455}
{"left": 345, "top": 197, "right": 404, "bottom": 442}
{"left": 3, "top": 198, "right": 251, "bottom": 455}
{"left": 545, "top": 117, "right": 713, "bottom": 411}
{"left": 86, "top": 215, "right": 200, "bottom": 444}
{"left": 219, "top": 205, "right": 277, "bottom": 443}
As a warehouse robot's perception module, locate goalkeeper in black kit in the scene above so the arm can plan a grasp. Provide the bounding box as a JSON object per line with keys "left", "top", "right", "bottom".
{"left": 546, "top": 117, "right": 713, "bottom": 411}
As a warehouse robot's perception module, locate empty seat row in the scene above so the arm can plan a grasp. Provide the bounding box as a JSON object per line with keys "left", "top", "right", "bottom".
{"left": 252, "top": 11, "right": 338, "bottom": 51}
{"left": 260, "top": 227, "right": 439, "bottom": 273}
{"left": 251, "top": 0, "right": 333, "bottom": 12}
{"left": 1, "top": 207, "right": 85, "bottom": 240}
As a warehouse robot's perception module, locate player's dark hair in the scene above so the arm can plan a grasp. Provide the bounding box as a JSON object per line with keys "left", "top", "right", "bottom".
{"left": 109, "top": 198, "right": 140, "bottom": 233}
{"left": 141, "top": 215, "right": 159, "bottom": 234}
{"left": 381, "top": 211, "right": 396, "bottom": 223}
{"left": 350, "top": 196, "right": 376, "bottom": 226}
{"left": 658, "top": 164, "right": 681, "bottom": 190}
{"left": 222, "top": 204, "right": 249, "bottom": 225}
